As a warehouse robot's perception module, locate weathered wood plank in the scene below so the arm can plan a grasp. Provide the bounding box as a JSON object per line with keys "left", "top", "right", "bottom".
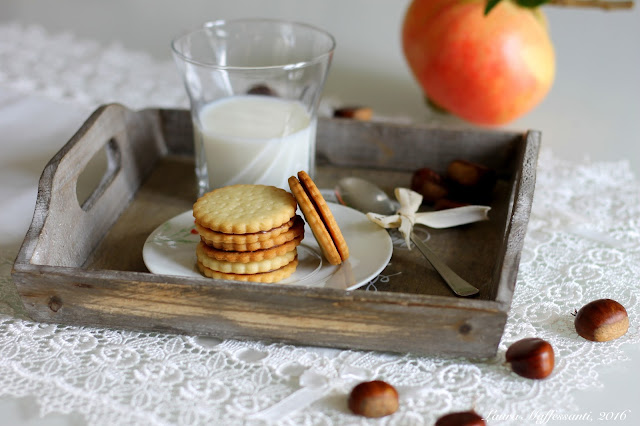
{"left": 12, "top": 266, "right": 506, "bottom": 357}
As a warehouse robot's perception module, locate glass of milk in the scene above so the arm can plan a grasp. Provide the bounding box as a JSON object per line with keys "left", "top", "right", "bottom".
{"left": 171, "top": 19, "right": 335, "bottom": 196}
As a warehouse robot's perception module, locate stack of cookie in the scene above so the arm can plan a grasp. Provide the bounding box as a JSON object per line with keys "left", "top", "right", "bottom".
{"left": 193, "top": 184, "right": 303, "bottom": 283}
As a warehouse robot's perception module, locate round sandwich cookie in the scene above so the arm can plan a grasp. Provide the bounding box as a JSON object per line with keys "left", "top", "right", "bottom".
{"left": 288, "top": 171, "right": 349, "bottom": 265}
{"left": 198, "top": 234, "right": 303, "bottom": 263}
{"left": 193, "top": 184, "right": 297, "bottom": 234}
{"left": 197, "top": 257, "right": 299, "bottom": 283}
{"left": 196, "top": 216, "right": 297, "bottom": 245}
{"left": 197, "top": 215, "right": 304, "bottom": 252}
{"left": 196, "top": 242, "right": 298, "bottom": 274}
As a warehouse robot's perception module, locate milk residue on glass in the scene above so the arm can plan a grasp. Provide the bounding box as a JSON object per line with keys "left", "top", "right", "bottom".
{"left": 195, "top": 95, "right": 315, "bottom": 190}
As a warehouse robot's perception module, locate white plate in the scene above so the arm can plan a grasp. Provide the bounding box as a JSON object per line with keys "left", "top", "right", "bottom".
{"left": 142, "top": 202, "right": 393, "bottom": 290}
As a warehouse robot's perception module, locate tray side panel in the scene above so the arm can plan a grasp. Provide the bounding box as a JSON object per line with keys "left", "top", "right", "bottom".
{"left": 493, "top": 130, "right": 541, "bottom": 307}
{"left": 316, "top": 118, "right": 523, "bottom": 174}
{"left": 16, "top": 104, "right": 166, "bottom": 269}
{"left": 158, "top": 108, "right": 194, "bottom": 156}
{"left": 13, "top": 268, "right": 506, "bottom": 358}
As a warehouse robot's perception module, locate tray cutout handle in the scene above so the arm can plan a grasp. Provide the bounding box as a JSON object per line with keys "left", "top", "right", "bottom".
{"left": 76, "top": 137, "right": 122, "bottom": 211}
{"left": 23, "top": 104, "right": 166, "bottom": 268}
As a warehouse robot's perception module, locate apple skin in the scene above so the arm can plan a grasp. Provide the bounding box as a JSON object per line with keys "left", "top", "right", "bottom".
{"left": 402, "top": 0, "right": 555, "bottom": 126}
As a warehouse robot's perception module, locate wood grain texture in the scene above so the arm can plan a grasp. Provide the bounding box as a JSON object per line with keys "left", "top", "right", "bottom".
{"left": 12, "top": 105, "right": 539, "bottom": 357}
{"left": 12, "top": 266, "right": 506, "bottom": 357}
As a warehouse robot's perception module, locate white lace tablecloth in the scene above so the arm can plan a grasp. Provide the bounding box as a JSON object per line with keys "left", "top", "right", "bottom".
{"left": 1, "top": 22, "right": 639, "bottom": 425}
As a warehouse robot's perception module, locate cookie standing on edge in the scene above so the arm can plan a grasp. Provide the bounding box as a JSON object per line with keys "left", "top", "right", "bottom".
{"left": 288, "top": 171, "right": 349, "bottom": 265}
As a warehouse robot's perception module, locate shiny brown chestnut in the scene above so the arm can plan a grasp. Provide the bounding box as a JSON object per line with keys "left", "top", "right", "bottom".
{"left": 446, "top": 159, "right": 496, "bottom": 203}
{"left": 348, "top": 380, "right": 399, "bottom": 418}
{"left": 333, "top": 106, "right": 373, "bottom": 121}
{"left": 574, "top": 299, "right": 629, "bottom": 342}
{"left": 447, "top": 159, "right": 495, "bottom": 188}
{"left": 246, "top": 83, "right": 278, "bottom": 97}
{"left": 411, "top": 167, "right": 449, "bottom": 203}
{"left": 435, "top": 410, "right": 485, "bottom": 426}
{"left": 505, "top": 338, "right": 554, "bottom": 379}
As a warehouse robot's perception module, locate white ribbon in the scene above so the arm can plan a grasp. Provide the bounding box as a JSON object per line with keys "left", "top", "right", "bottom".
{"left": 366, "top": 188, "right": 491, "bottom": 248}
{"left": 248, "top": 363, "right": 438, "bottom": 422}
{"left": 248, "top": 366, "right": 370, "bottom": 422}
{"left": 549, "top": 210, "right": 627, "bottom": 249}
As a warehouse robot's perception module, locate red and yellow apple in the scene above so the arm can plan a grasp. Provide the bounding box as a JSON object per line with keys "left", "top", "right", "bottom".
{"left": 402, "top": 0, "right": 555, "bottom": 126}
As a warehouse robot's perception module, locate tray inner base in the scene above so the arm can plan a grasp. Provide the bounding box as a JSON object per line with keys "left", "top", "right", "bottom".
{"left": 84, "top": 155, "right": 511, "bottom": 300}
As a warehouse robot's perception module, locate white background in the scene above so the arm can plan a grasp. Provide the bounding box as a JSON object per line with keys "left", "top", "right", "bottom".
{"left": 2, "top": 0, "right": 640, "bottom": 172}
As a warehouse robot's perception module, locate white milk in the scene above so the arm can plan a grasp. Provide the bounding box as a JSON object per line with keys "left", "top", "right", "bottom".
{"left": 194, "top": 95, "right": 315, "bottom": 190}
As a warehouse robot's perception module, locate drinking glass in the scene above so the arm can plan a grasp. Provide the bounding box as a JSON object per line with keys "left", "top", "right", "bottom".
{"left": 171, "top": 19, "right": 335, "bottom": 196}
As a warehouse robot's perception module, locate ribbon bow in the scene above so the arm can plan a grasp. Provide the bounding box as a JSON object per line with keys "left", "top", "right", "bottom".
{"left": 366, "top": 188, "right": 491, "bottom": 248}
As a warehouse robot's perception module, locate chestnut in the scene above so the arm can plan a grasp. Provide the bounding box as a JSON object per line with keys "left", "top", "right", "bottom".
{"left": 446, "top": 159, "right": 496, "bottom": 203}
{"left": 333, "top": 106, "right": 373, "bottom": 121}
{"left": 505, "top": 338, "right": 554, "bottom": 379}
{"left": 410, "top": 167, "right": 449, "bottom": 203}
{"left": 574, "top": 299, "right": 629, "bottom": 342}
{"left": 347, "top": 380, "right": 398, "bottom": 418}
{"left": 447, "top": 160, "right": 495, "bottom": 188}
{"left": 435, "top": 410, "right": 485, "bottom": 426}
{"left": 246, "top": 83, "right": 278, "bottom": 97}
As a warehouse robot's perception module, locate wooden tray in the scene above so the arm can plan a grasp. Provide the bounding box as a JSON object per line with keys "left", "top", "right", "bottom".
{"left": 12, "top": 104, "right": 540, "bottom": 357}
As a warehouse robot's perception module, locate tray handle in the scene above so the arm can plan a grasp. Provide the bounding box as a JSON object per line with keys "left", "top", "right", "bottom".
{"left": 24, "top": 103, "right": 166, "bottom": 267}
{"left": 76, "top": 135, "right": 121, "bottom": 211}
